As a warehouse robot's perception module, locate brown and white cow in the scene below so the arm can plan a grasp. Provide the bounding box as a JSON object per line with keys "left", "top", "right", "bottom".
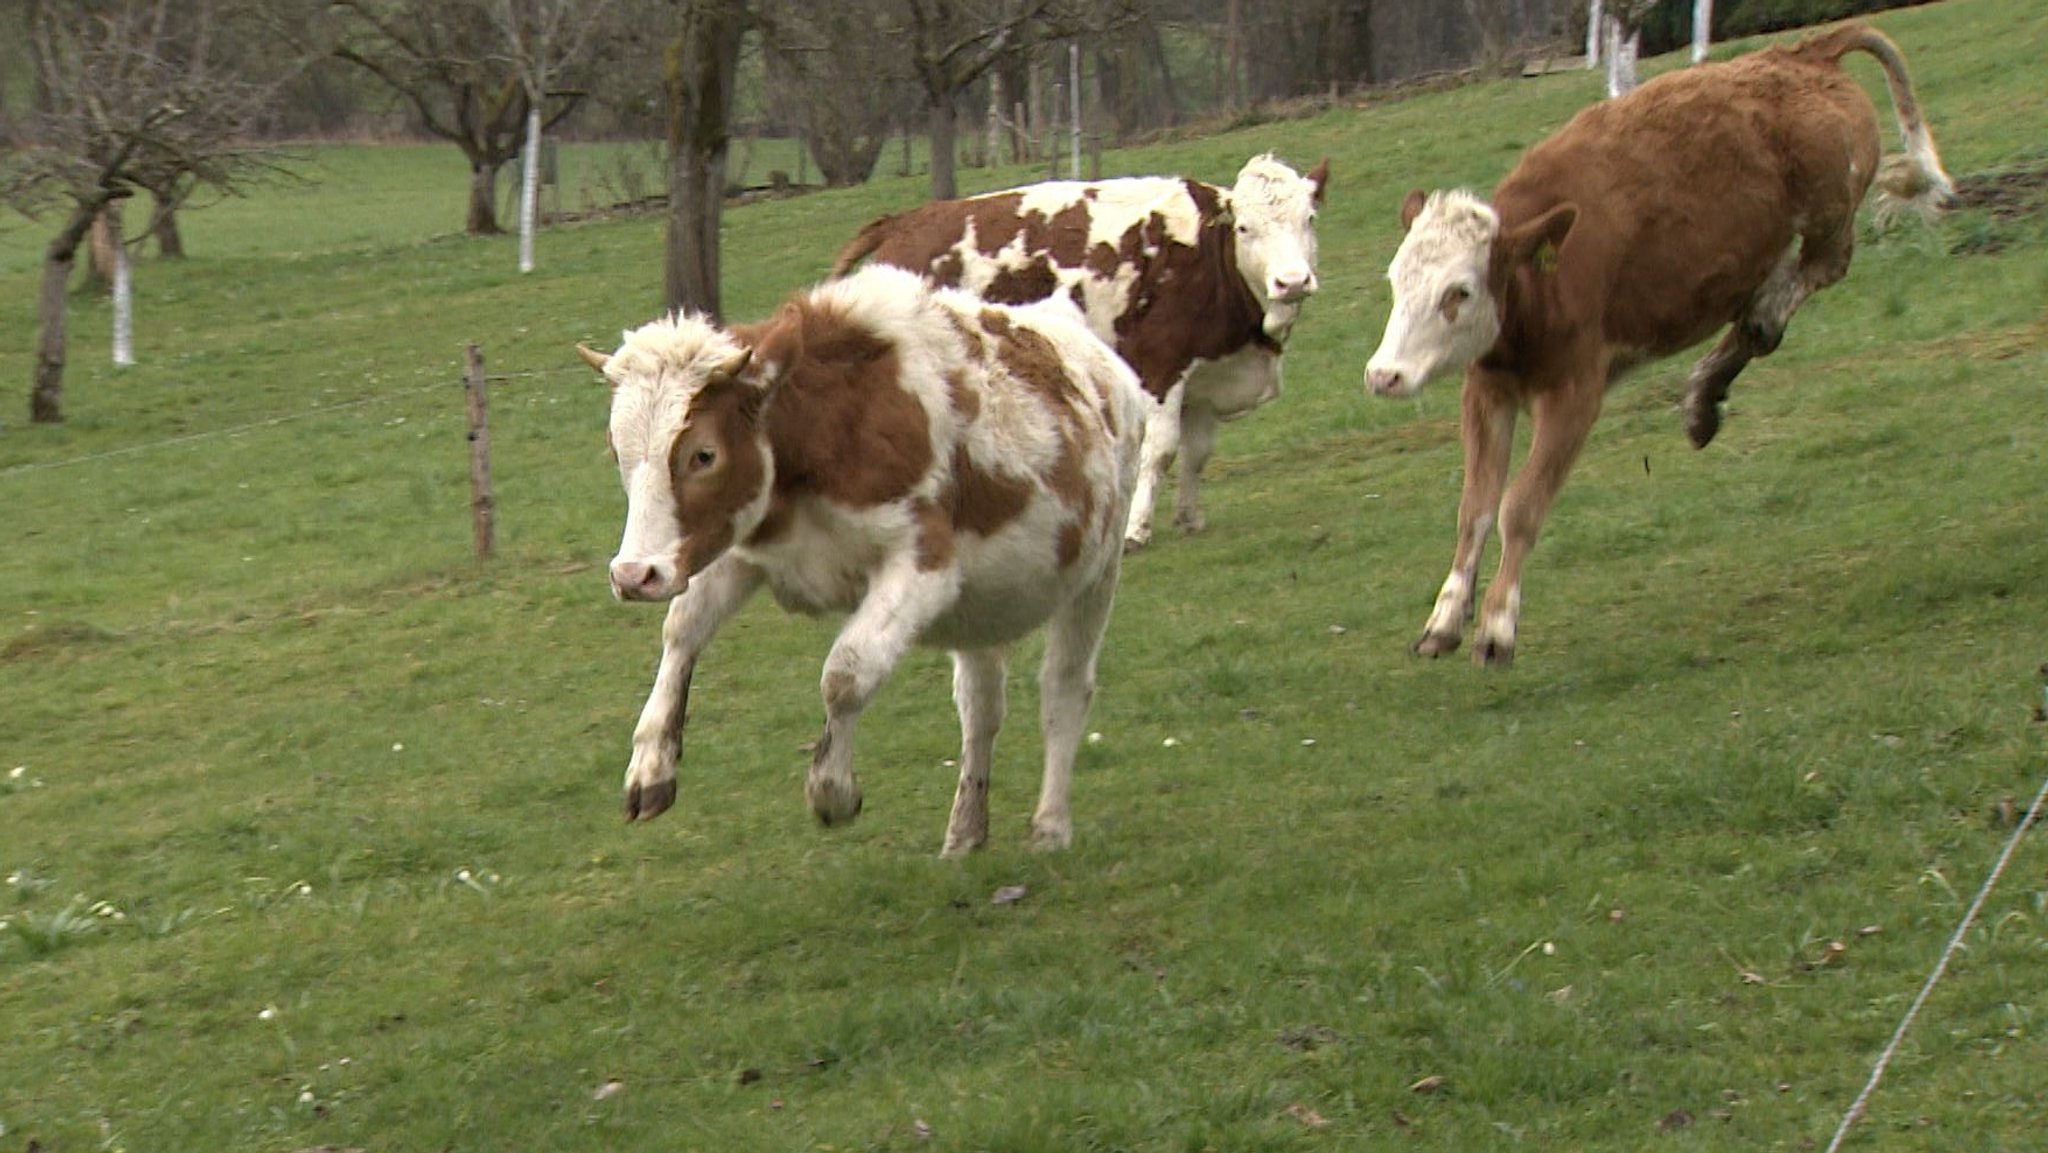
{"left": 1364, "top": 23, "right": 1952, "bottom": 666}
{"left": 833, "top": 154, "right": 1329, "bottom": 548}
{"left": 580, "top": 264, "right": 1149, "bottom": 857}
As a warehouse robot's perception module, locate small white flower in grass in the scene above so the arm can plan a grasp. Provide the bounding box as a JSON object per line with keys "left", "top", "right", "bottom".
{"left": 391, "top": 742, "right": 405, "bottom": 752}
{"left": 8, "top": 765, "right": 23, "bottom": 780}
{"left": 1086, "top": 731, "right": 1103, "bottom": 745}
{"left": 297, "top": 1088, "right": 315, "bottom": 1105}
{"left": 297, "top": 883, "right": 312, "bottom": 897}
{"left": 1542, "top": 941, "right": 1557, "bottom": 956}
{"left": 455, "top": 869, "right": 472, "bottom": 883}
{"left": 1162, "top": 737, "right": 1180, "bottom": 748}
{"left": 259, "top": 1007, "right": 277, "bottom": 1021}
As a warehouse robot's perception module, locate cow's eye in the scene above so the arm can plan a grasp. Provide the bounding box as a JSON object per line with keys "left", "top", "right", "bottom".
{"left": 1440, "top": 284, "right": 1472, "bottom": 317}
{"left": 689, "top": 447, "right": 716, "bottom": 471}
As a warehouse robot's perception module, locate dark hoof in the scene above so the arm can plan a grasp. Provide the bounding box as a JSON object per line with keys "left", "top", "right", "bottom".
{"left": 625, "top": 777, "right": 678, "bottom": 822}
{"left": 1413, "top": 632, "right": 1461, "bottom": 658}
{"left": 813, "top": 792, "right": 863, "bottom": 828}
{"left": 1685, "top": 402, "right": 1722, "bottom": 449}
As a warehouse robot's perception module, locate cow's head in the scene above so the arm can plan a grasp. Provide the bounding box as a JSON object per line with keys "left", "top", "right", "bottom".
{"left": 581, "top": 314, "right": 777, "bottom": 602}
{"left": 1365, "top": 189, "right": 1576, "bottom": 398}
{"left": 1225, "top": 154, "right": 1329, "bottom": 337}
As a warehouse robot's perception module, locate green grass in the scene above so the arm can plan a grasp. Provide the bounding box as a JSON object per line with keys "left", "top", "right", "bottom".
{"left": 4, "top": 1, "right": 2047, "bottom": 1149}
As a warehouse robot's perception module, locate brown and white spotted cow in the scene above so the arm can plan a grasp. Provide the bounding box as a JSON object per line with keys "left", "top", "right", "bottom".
{"left": 579, "top": 264, "right": 1149, "bottom": 857}
{"left": 1364, "top": 23, "right": 1953, "bottom": 666}
{"left": 833, "top": 154, "right": 1329, "bottom": 549}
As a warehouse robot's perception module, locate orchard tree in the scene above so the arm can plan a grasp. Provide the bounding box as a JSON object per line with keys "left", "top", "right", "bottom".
{"left": 1, "top": 0, "right": 280, "bottom": 424}
{"left": 661, "top": 0, "right": 747, "bottom": 319}
{"left": 326, "top": 0, "right": 595, "bottom": 234}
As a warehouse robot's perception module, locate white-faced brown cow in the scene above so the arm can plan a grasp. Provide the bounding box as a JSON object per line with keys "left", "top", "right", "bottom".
{"left": 1364, "top": 23, "right": 1952, "bottom": 666}
{"left": 833, "top": 154, "right": 1329, "bottom": 549}
{"left": 580, "top": 264, "right": 1149, "bottom": 857}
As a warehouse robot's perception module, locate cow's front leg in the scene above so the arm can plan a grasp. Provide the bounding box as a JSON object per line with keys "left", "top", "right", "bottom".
{"left": 1416, "top": 378, "right": 1516, "bottom": 658}
{"left": 1172, "top": 400, "right": 1219, "bottom": 534}
{"left": 1473, "top": 382, "right": 1600, "bottom": 668}
{"left": 808, "top": 557, "right": 962, "bottom": 827}
{"left": 1122, "top": 382, "right": 1183, "bottom": 550}
{"left": 942, "top": 647, "right": 1008, "bottom": 858}
{"left": 624, "top": 557, "right": 764, "bottom": 821}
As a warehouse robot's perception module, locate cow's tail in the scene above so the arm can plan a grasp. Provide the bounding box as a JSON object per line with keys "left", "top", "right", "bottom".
{"left": 1809, "top": 22, "right": 1954, "bottom": 227}
{"left": 830, "top": 215, "right": 895, "bottom": 277}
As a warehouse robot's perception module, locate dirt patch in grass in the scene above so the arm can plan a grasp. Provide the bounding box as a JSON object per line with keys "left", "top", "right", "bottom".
{"left": 1952, "top": 160, "right": 2048, "bottom": 222}
{"left": 1946, "top": 160, "right": 2048, "bottom": 255}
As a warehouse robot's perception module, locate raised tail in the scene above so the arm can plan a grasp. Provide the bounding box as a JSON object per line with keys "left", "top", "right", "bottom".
{"left": 1805, "top": 22, "right": 1955, "bottom": 226}
{"left": 830, "top": 215, "right": 895, "bottom": 277}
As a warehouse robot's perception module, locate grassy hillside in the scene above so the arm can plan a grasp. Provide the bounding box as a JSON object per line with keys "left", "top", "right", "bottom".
{"left": 3, "top": 1, "right": 2045, "bottom": 1149}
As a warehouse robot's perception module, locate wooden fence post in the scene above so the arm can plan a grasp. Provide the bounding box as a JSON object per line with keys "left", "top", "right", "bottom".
{"left": 464, "top": 344, "right": 496, "bottom": 561}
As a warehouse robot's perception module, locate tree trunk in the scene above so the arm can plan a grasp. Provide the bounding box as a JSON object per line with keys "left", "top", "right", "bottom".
{"left": 467, "top": 160, "right": 504, "bottom": 235}
{"left": 32, "top": 203, "right": 103, "bottom": 425}
{"left": 151, "top": 195, "right": 185, "bottom": 258}
{"left": 927, "top": 94, "right": 958, "bottom": 201}
{"left": 33, "top": 252, "right": 73, "bottom": 423}
{"left": 663, "top": 1, "right": 745, "bottom": 321}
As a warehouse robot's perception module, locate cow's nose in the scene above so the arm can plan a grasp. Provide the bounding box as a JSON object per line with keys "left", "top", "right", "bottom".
{"left": 1272, "top": 272, "right": 1316, "bottom": 303}
{"left": 610, "top": 560, "right": 661, "bottom": 600}
{"left": 1366, "top": 366, "right": 1407, "bottom": 396}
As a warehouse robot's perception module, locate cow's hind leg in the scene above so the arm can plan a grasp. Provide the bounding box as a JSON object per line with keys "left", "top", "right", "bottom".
{"left": 1123, "top": 382, "right": 1183, "bottom": 550}
{"left": 1030, "top": 561, "right": 1119, "bottom": 851}
{"left": 1172, "top": 400, "right": 1219, "bottom": 534}
{"left": 624, "top": 558, "right": 763, "bottom": 821}
{"left": 942, "top": 646, "right": 1008, "bottom": 858}
{"left": 1689, "top": 223, "right": 1854, "bottom": 448}
{"left": 809, "top": 558, "right": 961, "bottom": 827}
{"left": 1682, "top": 327, "right": 1754, "bottom": 449}
{"left": 1416, "top": 376, "right": 1516, "bottom": 658}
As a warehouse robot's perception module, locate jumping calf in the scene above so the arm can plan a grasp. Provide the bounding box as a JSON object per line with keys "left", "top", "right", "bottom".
{"left": 1365, "top": 23, "right": 1953, "bottom": 666}
{"left": 582, "top": 265, "right": 1149, "bottom": 856}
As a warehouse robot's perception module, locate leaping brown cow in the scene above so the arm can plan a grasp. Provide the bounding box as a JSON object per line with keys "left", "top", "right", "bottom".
{"left": 1364, "top": 22, "right": 1953, "bottom": 666}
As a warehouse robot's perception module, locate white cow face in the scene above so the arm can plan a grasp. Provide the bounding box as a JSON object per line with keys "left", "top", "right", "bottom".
{"left": 584, "top": 323, "right": 774, "bottom": 602}
{"left": 1365, "top": 189, "right": 1576, "bottom": 398}
{"left": 1227, "top": 155, "right": 1329, "bottom": 336}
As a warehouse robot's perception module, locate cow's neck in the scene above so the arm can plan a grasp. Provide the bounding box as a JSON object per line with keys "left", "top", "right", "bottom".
{"left": 1205, "top": 216, "right": 1282, "bottom": 355}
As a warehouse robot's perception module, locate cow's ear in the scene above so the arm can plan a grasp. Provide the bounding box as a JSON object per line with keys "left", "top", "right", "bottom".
{"left": 576, "top": 342, "right": 611, "bottom": 377}
{"left": 1500, "top": 202, "right": 1577, "bottom": 273}
{"left": 1307, "top": 158, "right": 1330, "bottom": 204}
{"left": 1399, "top": 189, "right": 1428, "bottom": 232}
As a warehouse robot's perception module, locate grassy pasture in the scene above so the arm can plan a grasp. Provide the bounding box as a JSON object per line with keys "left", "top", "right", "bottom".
{"left": 3, "top": 1, "right": 2046, "bottom": 1148}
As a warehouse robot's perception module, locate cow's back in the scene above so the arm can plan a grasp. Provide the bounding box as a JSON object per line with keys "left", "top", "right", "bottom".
{"left": 1499, "top": 45, "right": 1883, "bottom": 356}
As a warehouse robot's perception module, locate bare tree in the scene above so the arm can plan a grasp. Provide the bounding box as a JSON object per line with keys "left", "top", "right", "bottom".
{"left": 486, "top": 0, "right": 611, "bottom": 271}
{"left": 2, "top": 0, "right": 281, "bottom": 424}
{"left": 756, "top": 0, "right": 915, "bottom": 187}
{"left": 662, "top": 0, "right": 746, "bottom": 319}
{"left": 901, "top": 0, "right": 1053, "bottom": 200}
{"left": 325, "top": 0, "right": 590, "bottom": 235}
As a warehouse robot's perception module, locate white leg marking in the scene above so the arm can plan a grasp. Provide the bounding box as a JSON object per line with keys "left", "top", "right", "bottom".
{"left": 1123, "top": 382, "right": 1184, "bottom": 550}
{"left": 1422, "top": 570, "right": 1474, "bottom": 643}
{"left": 1031, "top": 561, "right": 1119, "bottom": 851}
{"left": 808, "top": 556, "right": 962, "bottom": 827}
{"left": 943, "top": 647, "right": 1008, "bottom": 858}
{"left": 1172, "top": 402, "right": 1219, "bottom": 534}
{"left": 1472, "top": 583, "right": 1521, "bottom": 663}
{"left": 624, "top": 558, "right": 764, "bottom": 821}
